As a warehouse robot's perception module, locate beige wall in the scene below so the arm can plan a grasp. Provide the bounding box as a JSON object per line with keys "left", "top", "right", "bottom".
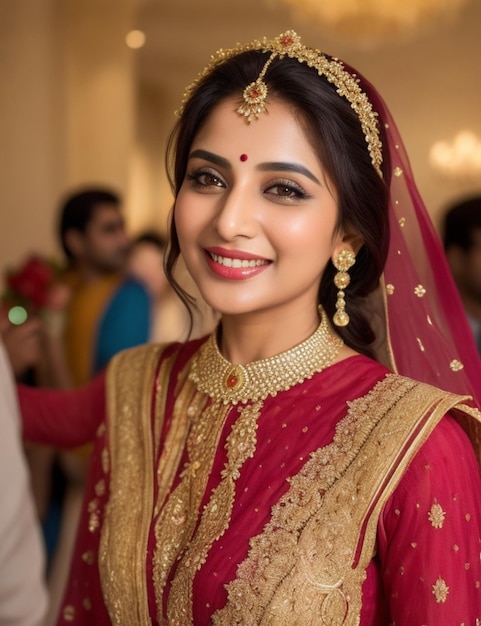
{"left": 0, "top": 0, "right": 139, "bottom": 280}
{"left": 0, "top": 0, "right": 63, "bottom": 274}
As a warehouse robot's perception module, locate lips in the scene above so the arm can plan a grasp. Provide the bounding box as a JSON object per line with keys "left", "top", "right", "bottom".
{"left": 210, "top": 252, "right": 268, "bottom": 269}
{"left": 205, "top": 248, "right": 270, "bottom": 280}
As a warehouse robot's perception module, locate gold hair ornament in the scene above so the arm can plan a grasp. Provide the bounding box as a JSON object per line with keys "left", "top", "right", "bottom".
{"left": 179, "top": 30, "right": 383, "bottom": 178}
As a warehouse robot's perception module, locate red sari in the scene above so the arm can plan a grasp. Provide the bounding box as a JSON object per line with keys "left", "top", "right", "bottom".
{"left": 20, "top": 338, "right": 481, "bottom": 625}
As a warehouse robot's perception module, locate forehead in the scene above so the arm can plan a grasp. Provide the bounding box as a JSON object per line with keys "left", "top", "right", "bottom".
{"left": 89, "top": 204, "right": 123, "bottom": 226}
{"left": 191, "top": 97, "right": 319, "bottom": 164}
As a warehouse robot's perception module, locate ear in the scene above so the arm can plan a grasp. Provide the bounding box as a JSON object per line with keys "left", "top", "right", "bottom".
{"left": 64, "top": 229, "right": 86, "bottom": 259}
{"left": 331, "top": 229, "right": 364, "bottom": 265}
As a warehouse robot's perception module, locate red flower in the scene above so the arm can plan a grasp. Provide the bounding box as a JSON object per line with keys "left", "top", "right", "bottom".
{"left": 5, "top": 255, "right": 57, "bottom": 311}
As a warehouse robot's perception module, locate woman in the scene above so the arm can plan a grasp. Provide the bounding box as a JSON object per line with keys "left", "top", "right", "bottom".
{"left": 20, "top": 31, "right": 481, "bottom": 624}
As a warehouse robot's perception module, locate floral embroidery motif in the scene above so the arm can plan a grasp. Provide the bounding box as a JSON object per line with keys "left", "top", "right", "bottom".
{"left": 386, "top": 284, "right": 395, "bottom": 295}
{"left": 432, "top": 576, "right": 449, "bottom": 603}
{"left": 62, "top": 605, "right": 75, "bottom": 621}
{"left": 428, "top": 502, "right": 446, "bottom": 529}
{"left": 450, "top": 359, "right": 464, "bottom": 372}
{"left": 414, "top": 284, "right": 426, "bottom": 298}
{"left": 88, "top": 498, "right": 99, "bottom": 533}
{"left": 81, "top": 550, "right": 95, "bottom": 565}
{"left": 394, "top": 166, "right": 403, "bottom": 177}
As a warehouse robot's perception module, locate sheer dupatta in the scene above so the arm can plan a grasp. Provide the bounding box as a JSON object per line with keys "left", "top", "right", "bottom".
{"left": 351, "top": 66, "right": 481, "bottom": 409}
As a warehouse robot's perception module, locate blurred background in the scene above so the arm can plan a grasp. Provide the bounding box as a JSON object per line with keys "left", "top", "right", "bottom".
{"left": 1, "top": 0, "right": 480, "bottom": 274}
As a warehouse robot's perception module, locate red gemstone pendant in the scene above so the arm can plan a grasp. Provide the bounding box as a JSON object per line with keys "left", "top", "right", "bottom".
{"left": 226, "top": 374, "right": 238, "bottom": 388}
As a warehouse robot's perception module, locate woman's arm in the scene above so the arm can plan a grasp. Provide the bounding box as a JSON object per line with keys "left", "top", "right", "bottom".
{"left": 378, "top": 414, "right": 481, "bottom": 623}
{"left": 18, "top": 370, "right": 106, "bottom": 448}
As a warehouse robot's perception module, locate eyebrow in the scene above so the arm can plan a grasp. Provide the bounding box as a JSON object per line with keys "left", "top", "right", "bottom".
{"left": 257, "top": 162, "right": 321, "bottom": 184}
{"left": 188, "top": 150, "right": 321, "bottom": 185}
{"left": 188, "top": 149, "right": 231, "bottom": 169}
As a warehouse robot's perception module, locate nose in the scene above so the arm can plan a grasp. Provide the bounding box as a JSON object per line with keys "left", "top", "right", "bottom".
{"left": 213, "top": 187, "right": 258, "bottom": 241}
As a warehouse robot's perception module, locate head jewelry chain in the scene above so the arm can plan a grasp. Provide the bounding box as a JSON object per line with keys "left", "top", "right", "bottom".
{"left": 179, "top": 30, "right": 383, "bottom": 178}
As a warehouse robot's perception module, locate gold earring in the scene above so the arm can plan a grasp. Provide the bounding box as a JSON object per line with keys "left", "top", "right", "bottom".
{"left": 332, "top": 250, "right": 356, "bottom": 327}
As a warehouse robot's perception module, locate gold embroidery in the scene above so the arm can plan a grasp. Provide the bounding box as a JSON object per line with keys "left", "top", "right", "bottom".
{"left": 394, "top": 166, "right": 403, "bottom": 177}
{"left": 432, "top": 576, "right": 449, "bottom": 603}
{"left": 414, "top": 284, "right": 426, "bottom": 297}
{"left": 167, "top": 401, "right": 263, "bottom": 624}
{"left": 450, "top": 359, "right": 464, "bottom": 372}
{"left": 152, "top": 397, "right": 231, "bottom": 618}
{"left": 82, "top": 550, "right": 95, "bottom": 565}
{"left": 95, "top": 479, "right": 105, "bottom": 496}
{"left": 428, "top": 502, "right": 446, "bottom": 529}
{"left": 101, "top": 447, "right": 109, "bottom": 474}
{"left": 88, "top": 497, "right": 99, "bottom": 533}
{"left": 213, "top": 376, "right": 469, "bottom": 625}
{"left": 62, "top": 605, "right": 75, "bottom": 621}
{"left": 100, "top": 344, "right": 165, "bottom": 625}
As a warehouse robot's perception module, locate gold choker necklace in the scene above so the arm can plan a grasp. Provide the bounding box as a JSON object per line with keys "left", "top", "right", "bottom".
{"left": 189, "top": 309, "right": 343, "bottom": 405}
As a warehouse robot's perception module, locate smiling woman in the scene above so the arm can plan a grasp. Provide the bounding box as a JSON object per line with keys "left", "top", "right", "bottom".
{"left": 174, "top": 97, "right": 343, "bottom": 336}
{"left": 17, "top": 30, "right": 481, "bottom": 625}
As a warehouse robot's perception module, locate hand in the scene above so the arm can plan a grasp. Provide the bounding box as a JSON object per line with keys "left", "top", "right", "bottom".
{"left": 0, "top": 310, "right": 43, "bottom": 377}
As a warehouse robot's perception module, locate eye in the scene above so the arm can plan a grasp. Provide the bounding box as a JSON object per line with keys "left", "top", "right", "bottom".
{"left": 265, "top": 179, "right": 311, "bottom": 201}
{"left": 186, "top": 168, "right": 226, "bottom": 191}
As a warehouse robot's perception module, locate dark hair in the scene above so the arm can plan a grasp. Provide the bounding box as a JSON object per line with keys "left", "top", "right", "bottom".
{"left": 58, "top": 188, "right": 120, "bottom": 260}
{"left": 132, "top": 230, "right": 168, "bottom": 252}
{"left": 442, "top": 196, "right": 481, "bottom": 252}
{"left": 165, "top": 50, "right": 391, "bottom": 356}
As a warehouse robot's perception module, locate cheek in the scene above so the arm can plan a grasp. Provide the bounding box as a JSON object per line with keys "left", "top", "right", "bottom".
{"left": 173, "top": 198, "right": 192, "bottom": 245}
{"left": 273, "top": 214, "right": 337, "bottom": 260}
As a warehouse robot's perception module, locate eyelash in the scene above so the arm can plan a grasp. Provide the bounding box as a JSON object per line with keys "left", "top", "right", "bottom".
{"left": 186, "top": 168, "right": 225, "bottom": 190}
{"left": 185, "top": 168, "right": 312, "bottom": 201}
{"left": 265, "top": 179, "right": 312, "bottom": 201}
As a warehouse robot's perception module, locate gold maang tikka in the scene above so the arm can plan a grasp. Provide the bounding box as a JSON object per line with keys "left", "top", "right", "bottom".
{"left": 178, "top": 31, "right": 383, "bottom": 178}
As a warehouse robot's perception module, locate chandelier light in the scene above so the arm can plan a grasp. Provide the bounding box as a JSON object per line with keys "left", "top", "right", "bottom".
{"left": 430, "top": 130, "right": 481, "bottom": 181}
{"left": 275, "top": 0, "right": 470, "bottom": 45}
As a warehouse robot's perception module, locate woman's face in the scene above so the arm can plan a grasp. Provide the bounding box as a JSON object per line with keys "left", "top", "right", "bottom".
{"left": 174, "top": 97, "right": 351, "bottom": 319}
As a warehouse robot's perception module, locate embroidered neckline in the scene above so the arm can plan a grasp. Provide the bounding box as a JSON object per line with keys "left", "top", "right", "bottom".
{"left": 188, "top": 308, "right": 343, "bottom": 405}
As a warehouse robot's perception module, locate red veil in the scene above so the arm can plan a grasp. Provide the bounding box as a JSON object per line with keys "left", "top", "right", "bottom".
{"left": 352, "top": 67, "right": 481, "bottom": 407}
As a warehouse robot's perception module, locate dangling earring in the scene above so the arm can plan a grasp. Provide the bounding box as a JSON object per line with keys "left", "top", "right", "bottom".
{"left": 332, "top": 250, "right": 356, "bottom": 327}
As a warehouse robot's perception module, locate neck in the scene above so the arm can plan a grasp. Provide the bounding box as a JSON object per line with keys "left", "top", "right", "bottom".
{"left": 218, "top": 304, "right": 323, "bottom": 364}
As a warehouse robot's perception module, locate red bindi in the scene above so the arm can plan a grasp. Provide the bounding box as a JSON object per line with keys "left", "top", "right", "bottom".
{"left": 240, "top": 154, "right": 248, "bottom": 162}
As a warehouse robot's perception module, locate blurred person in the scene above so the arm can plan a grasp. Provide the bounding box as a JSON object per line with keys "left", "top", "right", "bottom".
{"left": 0, "top": 327, "right": 47, "bottom": 626}
{"left": 58, "top": 188, "right": 151, "bottom": 383}
{"left": 127, "top": 230, "right": 190, "bottom": 343}
{"left": 443, "top": 195, "right": 481, "bottom": 353}
{"left": 43, "top": 187, "right": 152, "bottom": 624}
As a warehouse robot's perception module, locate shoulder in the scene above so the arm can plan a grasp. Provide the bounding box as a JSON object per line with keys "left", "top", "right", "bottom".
{"left": 111, "top": 275, "right": 150, "bottom": 304}
{"left": 108, "top": 335, "right": 209, "bottom": 373}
